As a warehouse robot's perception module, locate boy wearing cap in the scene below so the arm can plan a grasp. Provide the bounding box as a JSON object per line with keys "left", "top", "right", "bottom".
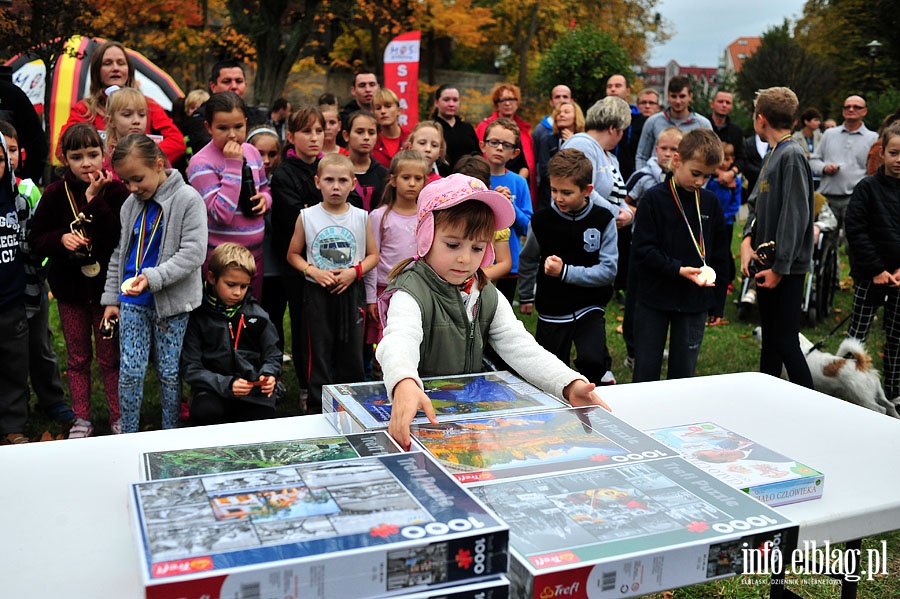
{"left": 286, "top": 154, "right": 379, "bottom": 413}
{"left": 518, "top": 149, "right": 618, "bottom": 386}
{"left": 376, "top": 173, "right": 610, "bottom": 449}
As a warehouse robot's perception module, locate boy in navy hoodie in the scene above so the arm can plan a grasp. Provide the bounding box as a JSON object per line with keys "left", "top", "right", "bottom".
{"left": 0, "top": 131, "right": 31, "bottom": 444}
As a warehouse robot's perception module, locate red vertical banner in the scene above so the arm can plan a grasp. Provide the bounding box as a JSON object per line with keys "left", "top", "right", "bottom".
{"left": 383, "top": 31, "right": 421, "bottom": 130}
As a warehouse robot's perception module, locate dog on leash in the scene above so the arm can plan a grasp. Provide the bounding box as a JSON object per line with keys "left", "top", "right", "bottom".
{"left": 752, "top": 327, "right": 899, "bottom": 418}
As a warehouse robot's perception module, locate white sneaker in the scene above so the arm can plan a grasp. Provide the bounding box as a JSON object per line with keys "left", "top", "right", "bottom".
{"left": 623, "top": 356, "right": 635, "bottom": 370}
{"left": 282, "top": 353, "right": 292, "bottom": 363}
{"left": 68, "top": 418, "right": 93, "bottom": 439}
{"left": 110, "top": 419, "right": 123, "bottom": 435}
{"left": 600, "top": 370, "right": 616, "bottom": 385}
{"left": 741, "top": 288, "right": 757, "bottom": 305}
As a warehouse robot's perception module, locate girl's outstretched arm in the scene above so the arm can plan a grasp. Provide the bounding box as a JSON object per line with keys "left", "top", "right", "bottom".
{"left": 388, "top": 378, "right": 438, "bottom": 450}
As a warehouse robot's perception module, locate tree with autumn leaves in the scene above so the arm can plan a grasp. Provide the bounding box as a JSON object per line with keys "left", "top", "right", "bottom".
{"left": 3, "top": 0, "right": 670, "bottom": 113}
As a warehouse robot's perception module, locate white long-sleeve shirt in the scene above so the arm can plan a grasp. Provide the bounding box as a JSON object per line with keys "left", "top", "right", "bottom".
{"left": 375, "top": 286, "right": 588, "bottom": 400}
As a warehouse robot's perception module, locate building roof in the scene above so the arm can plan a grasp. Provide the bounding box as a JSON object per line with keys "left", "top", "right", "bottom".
{"left": 725, "top": 37, "right": 762, "bottom": 73}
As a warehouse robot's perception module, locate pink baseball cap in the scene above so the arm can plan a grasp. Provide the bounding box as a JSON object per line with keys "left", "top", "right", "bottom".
{"left": 416, "top": 174, "right": 515, "bottom": 269}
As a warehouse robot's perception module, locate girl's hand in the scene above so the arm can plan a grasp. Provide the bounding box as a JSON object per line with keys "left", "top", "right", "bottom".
{"left": 86, "top": 169, "right": 113, "bottom": 202}
{"left": 223, "top": 141, "right": 244, "bottom": 160}
{"left": 366, "top": 303, "right": 379, "bottom": 323}
{"left": 102, "top": 305, "right": 119, "bottom": 322}
{"left": 232, "top": 378, "right": 253, "bottom": 397}
{"left": 123, "top": 273, "right": 149, "bottom": 295}
{"left": 563, "top": 380, "right": 611, "bottom": 411}
{"left": 388, "top": 378, "right": 438, "bottom": 450}
{"left": 330, "top": 268, "right": 356, "bottom": 294}
{"left": 250, "top": 193, "right": 267, "bottom": 215}
{"left": 308, "top": 265, "right": 337, "bottom": 288}
{"left": 61, "top": 232, "right": 88, "bottom": 252}
{"left": 260, "top": 376, "right": 277, "bottom": 396}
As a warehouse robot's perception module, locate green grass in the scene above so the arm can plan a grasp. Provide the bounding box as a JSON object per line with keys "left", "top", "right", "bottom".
{"left": 22, "top": 232, "right": 898, "bottom": 597}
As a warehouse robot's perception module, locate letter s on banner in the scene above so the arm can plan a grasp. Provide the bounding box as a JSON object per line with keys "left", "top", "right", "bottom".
{"left": 383, "top": 31, "right": 421, "bottom": 130}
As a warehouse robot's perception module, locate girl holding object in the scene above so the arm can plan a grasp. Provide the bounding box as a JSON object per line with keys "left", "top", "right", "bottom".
{"left": 102, "top": 134, "right": 207, "bottom": 433}
{"left": 187, "top": 92, "right": 271, "bottom": 301}
{"left": 30, "top": 123, "right": 129, "bottom": 437}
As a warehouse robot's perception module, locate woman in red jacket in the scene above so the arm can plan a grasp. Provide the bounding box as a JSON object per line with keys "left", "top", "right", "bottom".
{"left": 59, "top": 40, "right": 185, "bottom": 166}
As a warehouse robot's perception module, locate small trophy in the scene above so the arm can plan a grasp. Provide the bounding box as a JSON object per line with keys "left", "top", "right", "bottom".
{"left": 70, "top": 212, "right": 101, "bottom": 278}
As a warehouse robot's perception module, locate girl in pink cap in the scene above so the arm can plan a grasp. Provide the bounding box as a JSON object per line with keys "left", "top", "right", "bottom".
{"left": 376, "top": 174, "right": 610, "bottom": 448}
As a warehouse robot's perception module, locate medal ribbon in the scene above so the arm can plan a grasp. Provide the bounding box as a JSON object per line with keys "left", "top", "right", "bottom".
{"left": 64, "top": 182, "right": 92, "bottom": 253}
{"left": 668, "top": 178, "right": 706, "bottom": 264}
{"left": 135, "top": 204, "right": 162, "bottom": 272}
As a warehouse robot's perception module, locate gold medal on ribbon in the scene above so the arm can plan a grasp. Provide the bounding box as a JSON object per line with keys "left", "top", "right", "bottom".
{"left": 81, "top": 261, "right": 101, "bottom": 278}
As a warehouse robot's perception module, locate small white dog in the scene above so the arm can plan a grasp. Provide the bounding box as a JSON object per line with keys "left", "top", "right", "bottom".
{"left": 753, "top": 327, "right": 899, "bottom": 418}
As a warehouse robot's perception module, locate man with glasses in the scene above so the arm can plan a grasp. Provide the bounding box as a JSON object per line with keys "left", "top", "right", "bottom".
{"left": 809, "top": 95, "right": 877, "bottom": 232}
{"left": 637, "top": 90, "right": 661, "bottom": 118}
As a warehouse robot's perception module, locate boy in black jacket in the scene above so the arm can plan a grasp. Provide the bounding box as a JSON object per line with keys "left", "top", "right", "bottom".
{"left": 518, "top": 149, "right": 619, "bottom": 385}
{"left": 182, "top": 243, "right": 282, "bottom": 426}
{"left": 631, "top": 129, "right": 729, "bottom": 382}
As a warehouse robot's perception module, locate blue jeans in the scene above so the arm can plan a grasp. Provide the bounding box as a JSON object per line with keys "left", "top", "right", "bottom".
{"left": 632, "top": 302, "right": 706, "bottom": 383}
{"left": 119, "top": 304, "right": 188, "bottom": 432}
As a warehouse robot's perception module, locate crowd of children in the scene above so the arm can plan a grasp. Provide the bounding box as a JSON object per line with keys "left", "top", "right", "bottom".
{"left": 4, "top": 71, "right": 899, "bottom": 449}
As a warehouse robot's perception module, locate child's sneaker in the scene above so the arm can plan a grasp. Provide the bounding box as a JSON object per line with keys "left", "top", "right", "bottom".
{"left": 623, "top": 355, "right": 635, "bottom": 370}
{"left": 1, "top": 432, "right": 29, "bottom": 445}
{"left": 68, "top": 418, "right": 93, "bottom": 439}
{"left": 110, "top": 419, "right": 123, "bottom": 435}
{"left": 600, "top": 370, "right": 616, "bottom": 385}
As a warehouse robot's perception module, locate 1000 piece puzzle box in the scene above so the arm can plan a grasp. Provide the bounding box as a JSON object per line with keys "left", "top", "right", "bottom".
{"left": 323, "top": 371, "right": 566, "bottom": 433}
{"left": 142, "top": 431, "right": 403, "bottom": 480}
{"left": 130, "top": 452, "right": 508, "bottom": 599}
{"left": 411, "top": 406, "right": 674, "bottom": 484}
{"left": 647, "top": 422, "right": 823, "bottom": 506}
{"left": 469, "top": 456, "right": 798, "bottom": 599}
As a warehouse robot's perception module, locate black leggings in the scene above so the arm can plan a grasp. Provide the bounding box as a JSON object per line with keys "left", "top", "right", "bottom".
{"left": 757, "top": 274, "right": 813, "bottom": 388}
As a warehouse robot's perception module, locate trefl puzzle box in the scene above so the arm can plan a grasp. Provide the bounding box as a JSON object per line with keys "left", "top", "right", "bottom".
{"left": 411, "top": 406, "right": 674, "bottom": 484}
{"left": 647, "top": 422, "right": 824, "bottom": 507}
{"left": 469, "top": 456, "right": 798, "bottom": 599}
{"left": 323, "top": 371, "right": 566, "bottom": 433}
{"left": 142, "top": 431, "right": 403, "bottom": 480}
{"left": 131, "top": 452, "right": 508, "bottom": 599}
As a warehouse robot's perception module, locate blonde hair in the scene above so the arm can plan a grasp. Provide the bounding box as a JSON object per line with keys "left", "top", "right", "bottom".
{"left": 407, "top": 120, "right": 447, "bottom": 166}
{"left": 317, "top": 152, "right": 354, "bottom": 177}
{"left": 208, "top": 242, "right": 256, "bottom": 279}
{"left": 551, "top": 101, "right": 585, "bottom": 136}
{"left": 105, "top": 87, "right": 148, "bottom": 153}
{"left": 184, "top": 89, "right": 210, "bottom": 117}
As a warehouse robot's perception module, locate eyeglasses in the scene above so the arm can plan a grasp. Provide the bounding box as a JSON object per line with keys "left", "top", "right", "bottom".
{"left": 497, "top": 97, "right": 518, "bottom": 104}
{"left": 639, "top": 100, "right": 658, "bottom": 106}
{"left": 484, "top": 139, "right": 517, "bottom": 151}
{"left": 843, "top": 105, "right": 865, "bottom": 111}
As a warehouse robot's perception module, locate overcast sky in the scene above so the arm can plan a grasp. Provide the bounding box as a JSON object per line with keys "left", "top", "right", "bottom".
{"left": 648, "top": 0, "right": 808, "bottom": 67}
